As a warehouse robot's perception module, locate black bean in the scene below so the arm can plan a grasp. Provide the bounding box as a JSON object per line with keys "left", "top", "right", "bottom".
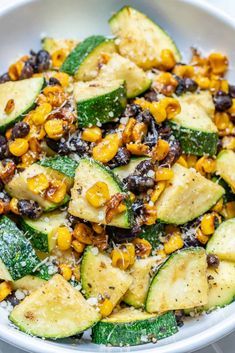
{"left": 134, "top": 160, "right": 154, "bottom": 176}
{"left": 132, "top": 199, "right": 145, "bottom": 217}
{"left": 0, "top": 143, "right": 10, "bottom": 160}
{"left": 213, "top": 91, "right": 232, "bottom": 112}
{"left": 124, "top": 175, "right": 155, "bottom": 194}
{"left": 18, "top": 200, "right": 43, "bottom": 219}
{"left": 136, "top": 109, "right": 153, "bottom": 125}
{"left": 0, "top": 190, "right": 11, "bottom": 203}
{"left": 123, "top": 104, "right": 141, "bottom": 118}
{"left": 160, "top": 139, "right": 182, "bottom": 167}
{"left": 107, "top": 226, "right": 139, "bottom": 243}
{"left": 45, "top": 137, "right": 60, "bottom": 152}
{"left": 145, "top": 119, "right": 158, "bottom": 147}
{"left": 144, "top": 90, "right": 158, "bottom": 102}
{"left": 58, "top": 141, "right": 70, "bottom": 155}
{"left": 11, "top": 122, "right": 30, "bottom": 139}
{"left": 184, "top": 78, "right": 198, "bottom": 92}
{"left": 0, "top": 72, "right": 11, "bottom": 84}
{"left": 20, "top": 60, "right": 34, "bottom": 79}
{"left": 0, "top": 136, "right": 7, "bottom": 146}
{"left": 45, "top": 137, "right": 70, "bottom": 155}
{"left": 229, "top": 85, "right": 235, "bottom": 98}
{"left": 207, "top": 254, "right": 220, "bottom": 268}
{"left": 183, "top": 235, "right": 200, "bottom": 247}
{"left": 6, "top": 294, "right": 20, "bottom": 307}
{"left": 48, "top": 77, "right": 61, "bottom": 86}
{"left": 175, "top": 310, "right": 184, "bottom": 327}
{"left": 108, "top": 147, "right": 131, "bottom": 168}
{"left": 35, "top": 50, "right": 50, "bottom": 72}
{"left": 158, "top": 124, "right": 172, "bottom": 139}
{"left": 69, "top": 136, "right": 89, "bottom": 155}
{"left": 66, "top": 214, "right": 80, "bottom": 227}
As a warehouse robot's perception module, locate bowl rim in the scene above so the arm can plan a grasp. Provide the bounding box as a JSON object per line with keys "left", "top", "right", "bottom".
{"left": 0, "top": 0, "right": 235, "bottom": 352}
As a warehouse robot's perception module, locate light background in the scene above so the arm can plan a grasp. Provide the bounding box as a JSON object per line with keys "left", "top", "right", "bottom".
{"left": 0, "top": 0, "right": 234, "bottom": 352}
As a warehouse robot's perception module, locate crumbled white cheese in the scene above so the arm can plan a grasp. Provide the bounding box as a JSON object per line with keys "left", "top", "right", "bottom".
{"left": 15, "top": 290, "right": 26, "bottom": 301}
{"left": 87, "top": 297, "right": 98, "bottom": 306}
{"left": 147, "top": 170, "right": 155, "bottom": 177}
{"left": 91, "top": 247, "right": 99, "bottom": 256}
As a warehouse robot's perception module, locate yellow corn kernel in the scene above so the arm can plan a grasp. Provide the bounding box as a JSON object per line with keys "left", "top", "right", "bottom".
{"left": 222, "top": 136, "right": 235, "bottom": 150}
{"left": 228, "top": 99, "right": 235, "bottom": 116}
{"left": 126, "top": 143, "right": 149, "bottom": 156}
{"left": 99, "top": 298, "right": 113, "bottom": 317}
{"left": 82, "top": 126, "right": 102, "bottom": 142}
{"left": 212, "top": 198, "right": 224, "bottom": 213}
{"left": 152, "top": 139, "right": 170, "bottom": 161}
{"left": 122, "top": 118, "right": 136, "bottom": 144}
{"left": 9, "top": 197, "right": 19, "bottom": 215}
{"left": 21, "top": 151, "right": 37, "bottom": 167}
{"left": 59, "top": 264, "right": 72, "bottom": 281}
{"left": 195, "top": 76, "right": 211, "bottom": 90}
{"left": 220, "top": 80, "right": 229, "bottom": 93}
{"left": 8, "top": 60, "right": 24, "bottom": 80}
{"left": 0, "top": 281, "right": 12, "bottom": 302}
{"left": 214, "top": 112, "right": 230, "bottom": 130}
{"left": 52, "top": 49, "right": 67, "bottom": 68}
{"left": 173, "top": 64, "right": 194, "bottom": 78}
{"left": 156, "top": 248, "right": 167, "bottom": 259}
{"left": 132, "top": 122, "right": 148, "bottom": 143}
{"left": 187, "top": 154, "right": 198, "bottom": 168}
{"left": 57, "top": 226, "right": 72, "bottom": 251}
{"left": 73, "top": 223, "right": 93, "bottom": 244}
{"left": 92, "top": 223, "right": 104, "bottom": 234}
{"left": 27, "top": 173, "right": 49, "bottom": 195}
{"left": 210, "top": 78, "right": 221, "bottom": 92}
{"left": 133, "top": 238, "right": 152, "bottom": 257}
{"left": 44, "top": 119, "right": 64, "bottom": 139}
{"left": 177, "top": 155, "right": 188, "bottom": 168}
{"left": 165, "top": 225, "right": 180, "bottom": 234}
{"left": 53, "top": 72, "right": 70, "bottom": 87}
{"left": 201, "top": 213, "right": 216, "bottom": 235}
{"left": 111, "top": 248, "right": 130, "bottom": 270}
{"left": 124, "top": 243, "right": 136, "bottom": 265}
{"left": 134, "top": 99, "right": 167, "bottom": 124}
{"left": 154, "top": 72, "right": 178, "bottom": 96}
{"left": 72, "top": 240, "right": 86, "bottom": 254}
{"left": 4, "top": 99, "right": 15, "bottom": 115}
{"left": 196, "top": 228, "right": 209, "bottom": 245}
{"left": 160, "top": 49, "right": 176, "bottom": 70}
{"left": 196, "top": 156, "right": 216, "bottom": 175}
{"left": 92, "top": 134, "right": 120, "bottom": 163}
{"left": 5, "top": 128, "right": 12, "bottom": 140}
{"left": 150, "top": 181, "right": 166, "bottom": 203}
{"left": 208, "top": 53, "right": 228, "bottom": 75}
{"left": 129, "top": 192, "right": 136, "bottom": 202}
{"left": 46, "top": 180, "right": 67, "bottom": 203}
{"left": 164, "top": 232, "right": 184, "bottom": 254}
{"left": 160, "top": 97, "right": 181, "bottom": 119}
{"left": 9, "top": 138, "right": 29, "bottom": 157}
{"left": 117, "top": 203, "right": 127, "bottom": 214}
{"left": 155, "top": 167, "right": 174, "bottom": 181}
{"left": 86, "top": 181, "right": 110, "bottom": 208}
{"left": 73, "top": 266, "right": 81, "bottom": 281}
{"left": 31, "top": 103, "right": 52, "bottom": 125}
{"left": 222, "top": 201, "right": 235, "bottom": 219}
{"left": 144, "top": 203, "right": 158, "bottom": 225}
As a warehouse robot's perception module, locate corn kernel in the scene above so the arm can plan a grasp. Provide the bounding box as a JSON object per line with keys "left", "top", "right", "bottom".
{"left": 155, "top": 167, "right": 174, "bottom": 181}
{"left": 73, "top": 266, "right": 81, "bottom": 281}
{"left": 4, "top": 99, "right": 15, "bottom": 115}
{"left": 99, "top": 298, "right": 113, "bottom": 317}
{"left": 92, "top": 223, "right": 104, "bottom": 234}
{"left": 196, "top": 228, "right": 209, "bottom": 244}
{"left": 57, "top": 226, "right": 72, "bottom": 251}
{"left": 187, "top": 154, "right": 197, "bottom": 168}
{"left": 195, "top": 76, "right": 210, "bottom": 90}
{"left": 53, "top": 72, "right": 70, "bottom": 87}
{"left": 177, "top": 156, "right": 188, "bottom": 168}
{"left": 124, "top": 243, "right": 136, "bottom": 265}
{"left": 156, "top": 248, "right": 167, "bottom": 259}
{"left": 196, "top": 156, "right": 216, "bottom": 175}
{"left": 160, "top": 97, "right": 181, "bottom": 119}
{"left": 82, "top": 126, "right": 102, "bottom": 142}
{"left": 144, "top": 203, "right": 158, "bottom": 225}
{"left": 59, "top": 264, "right": 72, "bottom": 281}
{"left": 46, "top": 180, "right": 67, "bottom": 203}
{"left": 221, "top": 201, "right": 235, "bottom": 219}
{"left": 9, "top": 197, "right": 19, "bottom": 215}
{"left": 86, "top": 181, "right": 110, "bottom": 208}
{"left": 208, "top": 53, "right": 228, "bottom": 75}
{"left": 9, "top": 138, "right": 29, "bottom": 157}
{"left": 222, "top": 136, "right": 235, "bottom": 150}
{"left": 5, "top": 128, "right": 12, "bottom": 140}
{"left": 228, "top": 99, "right": 235, "bottom": 116}
{"left": 154, "top": 72, "right": 178, "bottom": 96}
{"left": 8, "top": 60, "right": 24, "bottom": 81}
{"left": 73, "top": 223, "right": 93, "bottom": 244}
{"left": 44, "top": 119, "right": 64, "bottom": 139}
{"left": 126, "top": 143, "right": 149, "bottom": 156}
{"left": 214, "top": 112, "right": 230, "bottom": 130}
{"left": 160, "top": 49, "right": 176, "bottom": 70}
{"left": 220, "top": 79, "right": 229, "bottom": 93}
{"left": 111, "top": 248, "right": 130, "bottom": 270}
{"left": 92, "top": 134, "right": 120, "bottom": 163}
{"left": 133, "top": 238, "right": 152, "bottom": 257}
{"left": 201, "top": 213, "right": 216, "bottom": 235}
{"left": 212, "top": 198, "right": 224, "bottom": 213}
{"left": 132, "top": 122, "right": 148, "bottom": 143}
{"left": 122, "top": 118, "right": 136, "bottom": 144}
{"left": 134, "top": 99, "right": 167, "bottom": 124}
{"left": 165, "top": 224, "right": 181, "bottom": 235}
{"left": 173, "top": 64, "right": 194, "bottom": 78}
{"left": 150, "top": 181, "right": 166, "bottom": 203}
{"left": 164, "top": 232, "right": 184, "bottom": 254}
{"left": 31, "top": 103, "right": 52, "bottom": 125}
{"left": 21, "top": 151, "right": 37, "bottom": 167}
{"left": 152, "top": 139, "right": 170, "bottom": 161}
{"left": 0, "top": 281, "right": 12, "bottom": 302}
{"left": 52, "top": 49, "right": 67, "bottom": 68}
{"left": 72, "top": 240, "right": 86, "bottom": 254}
{"left": 27, "top": 173, "right": 49, "bottom": 195}
{"left": 129, "top": 192, "right": 136, "bottom": 202}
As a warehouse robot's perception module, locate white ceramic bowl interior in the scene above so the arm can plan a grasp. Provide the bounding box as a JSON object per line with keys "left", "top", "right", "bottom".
{"left": 0, "top": 0, "right": 235, "bottom": 352}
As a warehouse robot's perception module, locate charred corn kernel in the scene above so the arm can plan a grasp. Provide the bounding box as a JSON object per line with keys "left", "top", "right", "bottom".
{"left": 154, "top": 72, "right": 178, "bottom": 96}
{"left": 134, "top": 99, "right": 167, "bottom": 124}
{"left": 195, "top": 76, "right": 211, "bottom": 90}
{"left": 27, "top": 173, "right": 49, "bottom": 195}
{"left": 59, "top": 264, "right": 72, "bottom": 281}
{"left": 9, "top": 138, "right": 29, "bottom": 156}
{"left": 212, "top": 198, "right": 224, "bottom": 213}
{"left": 117, "top": 203, "right": 127, "bottom": 213}
{"left": 160, "top": 49, "right": 176, "bottom": 70}
{"left": 72, "top": 240, "right": 86, "bottom": 254}
{"left": 53, "top": 72, "right": 70, "bottom": 87}
{"left": 44, "top": 119, "right": 64, "bottom": 139}
{"left": 92, "top": 223, "right": 104, "bottom": 234}
{"left": 126, "top": 143, "right": 149, "bottom": 156}
{"left": 210, "top": 78, "right": 221, "bottom": 92}
{"left": 222, "top": 201, "right": 235, "bottom": 219}
{"left": 129, "top": 192, "right": 136, "bottom": 202}
{"left": 196, "top": 156, "right": 216, "bottom": 175}
{"left": 160, "top": 97, "right": 181, "bottom": 119}
{"left": 187, "top": 154, "right": 198, "bottom": 168}
{"left": 73, "top": 266, "right": 81, "bottom": 281}
{"left": 220, "top": 79, "right": 229, "bottom": 93}
{"left": 201, "top": 213, "right": 216, "bottom": 235}
{"left": 5, "top": 128, "right": 12, "bottom": 140}
{"left": 21, "top": 151, "right": 37, "bottom": 167}
{"left": 86, "top": 181, "right": 110, "bottom": 208}
{"left": 165, "top": 224, "right": 181, "bottom": 234}
{"left": 133, "top": 238, "right": 152, "bottom": 257}
{"left": 144, "top": 203, "right": 158, "bottom": 225}
{"left": 208, "top": 53, "right": 228, "bottom": 75}
{"left": 46, "top": 180, "right": 67, "bottom": 203}
{"left": 124, "top": 243, "right": 136, "bottom": 265}
{"left": 4, "top": 99, "right": 15, "bottom": 115}
{"left": 43, "top": 86, "right": 66, "bottom": 108}
{"left": 156, "top": 248, "right": 167, "bottom": 259}
{"left": 29, "top": 137, "right": 41, "bottom": 154}
{"left": 99, "top": 298, "right": 113, "bottom": 317}
{"left": 57, "top": 226, "right": 72, "bottom": 251}
{"left": 111, "top": 248, "right": 130, "bottom": 270}
{"left": 214, "top": 112, "right": 230, "bottom": 130}
{"left": 152, "top": 139, "right": 170, "bottom": 161}
{"left": 177, "top": 155, "right": 188, "bottom": 168}
{"left": 31, "top": 103, "right": 52, "bottom": 125}
{"left": 132, "top": 122, "right": 148, "bottom": 143}
{"left": 0, "top": 282, "right": 12, "bottom": 302}
{"left": 228, "top": 99, "right": 235, "bottom": 116}
{"left": 222, "top": 136, "right": 235, "bottom": 150}
{"left": 164, "top": 232, "right": 184, "bottom": 254}
{"left": 92, "top": 134, "right": 120, "bottom": 163}
{"left": 52, "top": 49, "right": 67, "bottom": 68}
{"left": 196, "top": 228, "right": 209, "bottom": 244}
{"left": 82, "top": 126, "right": 102, "bottom": 142}
{"left": 173, "top": 64, "right": 194, "bottom": 78}
{"left": 74, "top": 223, "right": 93, "bottom": 244}
{"left": 150, "top": 181, "right": 166, "bottom": 202}
{"left": 155, "top": 167, "right": 174, "bottom": 181}
{"left": 8, "top": 61, "right": 24, "bottom": 80}
{"left": 9, "top": 197, "right": 19, "bottom": 215}
{"left": 122, "top": 118, "right": 136, "bottom": 144}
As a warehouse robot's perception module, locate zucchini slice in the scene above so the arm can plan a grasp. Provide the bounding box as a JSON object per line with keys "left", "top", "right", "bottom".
{"left": 0, "top": 217, "right": 39, "bottom": 281}
{"left": 156, "top": 164, "right": 224, "bottom": 224}
{"left": 170, "top": 92, "right": 218, "bottom": 156}
{"left": 97, "top": 53, "right": 151, "bottom": 98}
{"left": 109, "top": 6, "right": 181, "bottom": 70}
{"left": 216, "top": 150, "right": 235, "bottom": 192}
{"left": 20, "top": 211, "right": 67, "bottom": 253}
{"left": 13, "top": 275, "right": 46, "bottom": 292}
{"left": 6, "top": 164, "right": 70, "bottom": 212}
{"left": 10, "top": 274, "right": 101, "bottom": 338}
{"left": 146, "top": 247, "right": 208, "bottom": 312}
{"left": 74, "top": 79, "right": 127, "bottom": 127}
{"left": 60, "top": 35, "right": 117, "bottom": 81}
{"left": 41, "top": 37, "right": 78, "bottom": 55}
{"left": 124, "top": 256, "right": 160, "bottom": 308}
{"left": 92, "top": 308, "right": 178, "bottom": 346}
{"left": 68, "top": 158, "right": 133, "bottom": 228}
{"left": 81, "top": 246, "right": 132, "bottom": 308}
{"left": 0, "top": 77, "right": 44, "bottom": 132}
{"left": 113, "top": 157, "right": 150, "bottom": 180}
{"left": 206, "top": 218, "right": 235, "bottom": 261}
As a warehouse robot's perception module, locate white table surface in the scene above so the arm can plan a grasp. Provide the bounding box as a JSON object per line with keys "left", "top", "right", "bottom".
{"left": 0, "top": 0, "right": 235, "bottom": 352}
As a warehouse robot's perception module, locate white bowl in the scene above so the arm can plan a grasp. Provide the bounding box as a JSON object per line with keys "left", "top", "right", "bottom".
{"left": 0, "top": 0, "right": 235, "bottom": 352}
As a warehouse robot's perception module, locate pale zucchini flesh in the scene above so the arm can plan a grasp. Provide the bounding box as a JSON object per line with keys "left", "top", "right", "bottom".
{"left": 216, "top": 150, "right": 235, "bottom": 192}
{"left": 113, "top": 157, "right": 150, "bottom": 180}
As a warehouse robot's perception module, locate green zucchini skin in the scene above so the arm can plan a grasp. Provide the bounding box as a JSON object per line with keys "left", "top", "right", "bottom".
{"left": 38, "top": 156, "right": 78, "bottom": 179}
{"left": 20, "top": 218, "right": 49, "bottom": 253}
{"left": 139, "top": 222, "right": 165, "bottom": 248}
{"left": 0, "top": 216, "right": 39, "bottom": 281}
{"left": 76, "top": 83, "right": 127, "bottom": 127}
{"left": 170, "top": 122, "right": 218, "bottom": 156}
{"left": 92, "top": 311, "right": 178, "bottom": 346}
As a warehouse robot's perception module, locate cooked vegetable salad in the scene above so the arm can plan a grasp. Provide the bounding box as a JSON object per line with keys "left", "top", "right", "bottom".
{"left": 0, "top": 5, "right": 235, "bottom": 347}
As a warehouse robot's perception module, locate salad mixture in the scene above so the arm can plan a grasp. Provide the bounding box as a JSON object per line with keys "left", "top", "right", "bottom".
{"left": 0, "top": 5, "right": 235, "bottom": 347}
